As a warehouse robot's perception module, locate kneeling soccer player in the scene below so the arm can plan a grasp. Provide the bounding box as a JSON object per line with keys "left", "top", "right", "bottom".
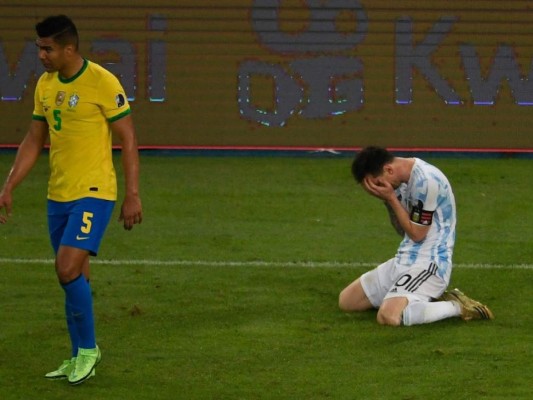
{"left": 338, "top": 147, "right": 493, "bottom": 326}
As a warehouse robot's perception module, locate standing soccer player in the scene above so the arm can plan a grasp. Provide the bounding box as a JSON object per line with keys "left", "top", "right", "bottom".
{"left": 339, "top": 146, "right": 493, "bottom": 326}
{"left": 0, "top": 15, "right": 142, "bottom": 384}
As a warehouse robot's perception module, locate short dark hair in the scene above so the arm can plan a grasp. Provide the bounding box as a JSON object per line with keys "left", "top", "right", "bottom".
{"left": 35, "top": 15, "right": 79, "bottom": 49}
{"left": 351, "top": 146, "right": 395, "bottom": 183}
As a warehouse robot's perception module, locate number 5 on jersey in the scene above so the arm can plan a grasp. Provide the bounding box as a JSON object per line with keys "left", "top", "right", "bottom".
{"left": 53, "top": 109, "right": 62, "bottom": 131}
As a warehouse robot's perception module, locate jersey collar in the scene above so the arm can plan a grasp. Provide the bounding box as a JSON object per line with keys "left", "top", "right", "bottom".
{"left": 58, "top": 59, "right": 88, "bottom": 84}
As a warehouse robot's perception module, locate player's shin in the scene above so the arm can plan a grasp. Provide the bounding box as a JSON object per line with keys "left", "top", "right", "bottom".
{"left": 61, "top": 274, "right": 96, "bottom": 349}
{"left": 402, "top": 301, "right": 460, "bottom": 326}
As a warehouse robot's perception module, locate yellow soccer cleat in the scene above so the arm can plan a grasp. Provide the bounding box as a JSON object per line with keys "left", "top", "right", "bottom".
{"left": 440, "top": 288, "right": 494, "bottom": 321}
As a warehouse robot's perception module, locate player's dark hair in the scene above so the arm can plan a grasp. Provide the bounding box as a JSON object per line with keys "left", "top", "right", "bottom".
{"left": 35, "top": 15, "right": 79, "bottom": 49}
{"left": 351, "top": 146, "right": 395, "bottom": 183}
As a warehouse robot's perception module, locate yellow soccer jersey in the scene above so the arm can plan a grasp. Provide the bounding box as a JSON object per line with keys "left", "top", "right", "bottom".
{"left": 32, "top": 59, "right": 131, "bottom": 202}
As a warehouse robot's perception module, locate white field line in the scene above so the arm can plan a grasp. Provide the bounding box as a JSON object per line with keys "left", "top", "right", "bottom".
{"left": 0, "top": 257, "right": 531, "bottom": 270}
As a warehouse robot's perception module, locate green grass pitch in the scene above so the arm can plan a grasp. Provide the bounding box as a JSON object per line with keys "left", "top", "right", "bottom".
{"left": 0, "top": 154, "right": 531, "bottom": 399}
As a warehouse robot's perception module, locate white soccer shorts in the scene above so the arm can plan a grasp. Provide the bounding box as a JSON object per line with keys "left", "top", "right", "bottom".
{"left": 360, "top": 258, "right": 448, "bottom": 308}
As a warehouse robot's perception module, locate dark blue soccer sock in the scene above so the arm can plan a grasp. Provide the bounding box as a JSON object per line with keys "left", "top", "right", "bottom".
{"left": 61, "top": 274, "right": 96, "bottom": 350}
{"left": 65, "top": 300, "right": 80, "bottom": 357}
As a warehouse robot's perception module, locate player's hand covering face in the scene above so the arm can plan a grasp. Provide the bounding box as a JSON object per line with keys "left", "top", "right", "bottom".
{"left": 363, "top": 175, "right": 395, "bottom": 202}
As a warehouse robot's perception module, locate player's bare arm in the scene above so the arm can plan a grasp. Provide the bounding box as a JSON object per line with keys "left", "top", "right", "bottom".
{"left": 363, "top": 176, "right": 429, "bottom": 242}
{"left": 362, "top": 176, "right": 403, "bottom": 235}
{"left": 383, "top": 201, "right": 404, "bottom": 236}
{"left": 0, "top": 120, "right": 48, "bottom": 223}
{"left": 111, "top": 114, "right": 142, "bottom": 230}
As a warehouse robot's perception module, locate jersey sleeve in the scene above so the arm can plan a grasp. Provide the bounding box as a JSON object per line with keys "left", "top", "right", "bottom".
{"left": 32, "top": 76, "right": 46, "bottom": 121}
{"left": 410, "top": 172, "right": 439, "bottom": 226}
{"left": 98, "top": 72, "right": 131, "bottom": 122}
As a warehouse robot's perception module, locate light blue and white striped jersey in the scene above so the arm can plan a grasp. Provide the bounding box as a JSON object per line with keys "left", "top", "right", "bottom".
{"left": 394, "top": 158, "right": 456, "bottom": 282}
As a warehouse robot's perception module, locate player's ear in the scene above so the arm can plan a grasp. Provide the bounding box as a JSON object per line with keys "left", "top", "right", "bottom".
{"left": 383, "top": 163, "right": 394, "bottom": 176}
{"left": 63, "top": 43, "right": 76, "bottom": 56}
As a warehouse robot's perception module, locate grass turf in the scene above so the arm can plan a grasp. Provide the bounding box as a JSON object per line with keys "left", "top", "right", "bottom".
{"left": 0, "top": 154, "right": 532, "bottom": 399}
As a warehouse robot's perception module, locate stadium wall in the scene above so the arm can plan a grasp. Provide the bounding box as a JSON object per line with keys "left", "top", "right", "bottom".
{"left": 0, "top": 1, "right": 532, "bottom": 150}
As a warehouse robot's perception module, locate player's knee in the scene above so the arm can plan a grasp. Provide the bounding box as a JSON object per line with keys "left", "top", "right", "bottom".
{"left": 339, "top": 279, "right": 373, "bottom": 312}
{"left": 55, "top": 265, "right": 76, "bottom": 284}
{"left": 376, "top": 309, "right": 402, "bottom": 326}
{"left": 55, "top": 248, "right": 90, "bottom": 284}
{"left": 55, "top": 260, "right": 81, "bottom": 284}
{"left": 338, "top": 289, "right": 368, "bottom": 312}
{"left": 338, "top": 289, "right": 352, "bottom": 311}
{"left": 338, "top": 288, "right": 361, "bottom": 312}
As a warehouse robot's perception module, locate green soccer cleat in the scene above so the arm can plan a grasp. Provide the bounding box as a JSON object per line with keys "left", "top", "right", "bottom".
{"left": 440, "top": 288, "right": 494, "bottom": 321}
{"left": 68, "top": 346, "right": 102, "bottom": 385}
{"left": 45, "top": 357, "right": 76, "bottom": 380}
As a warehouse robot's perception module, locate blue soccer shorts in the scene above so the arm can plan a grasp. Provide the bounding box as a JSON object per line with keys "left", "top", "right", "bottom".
{"left": 48, "top": 198, "right": 115, "bottom": 256}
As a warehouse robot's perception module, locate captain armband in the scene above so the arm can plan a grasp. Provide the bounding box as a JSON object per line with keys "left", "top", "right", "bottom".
{"left": 410, "top": 205, "right": 434, "bottom": 226}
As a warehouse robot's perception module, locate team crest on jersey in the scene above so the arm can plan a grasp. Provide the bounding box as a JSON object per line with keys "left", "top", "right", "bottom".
{"left": 68, "top": 93, "right": 80, "bottom": 108}
{"left": 55, "top": 91, "right": 66, "bottom": 106}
